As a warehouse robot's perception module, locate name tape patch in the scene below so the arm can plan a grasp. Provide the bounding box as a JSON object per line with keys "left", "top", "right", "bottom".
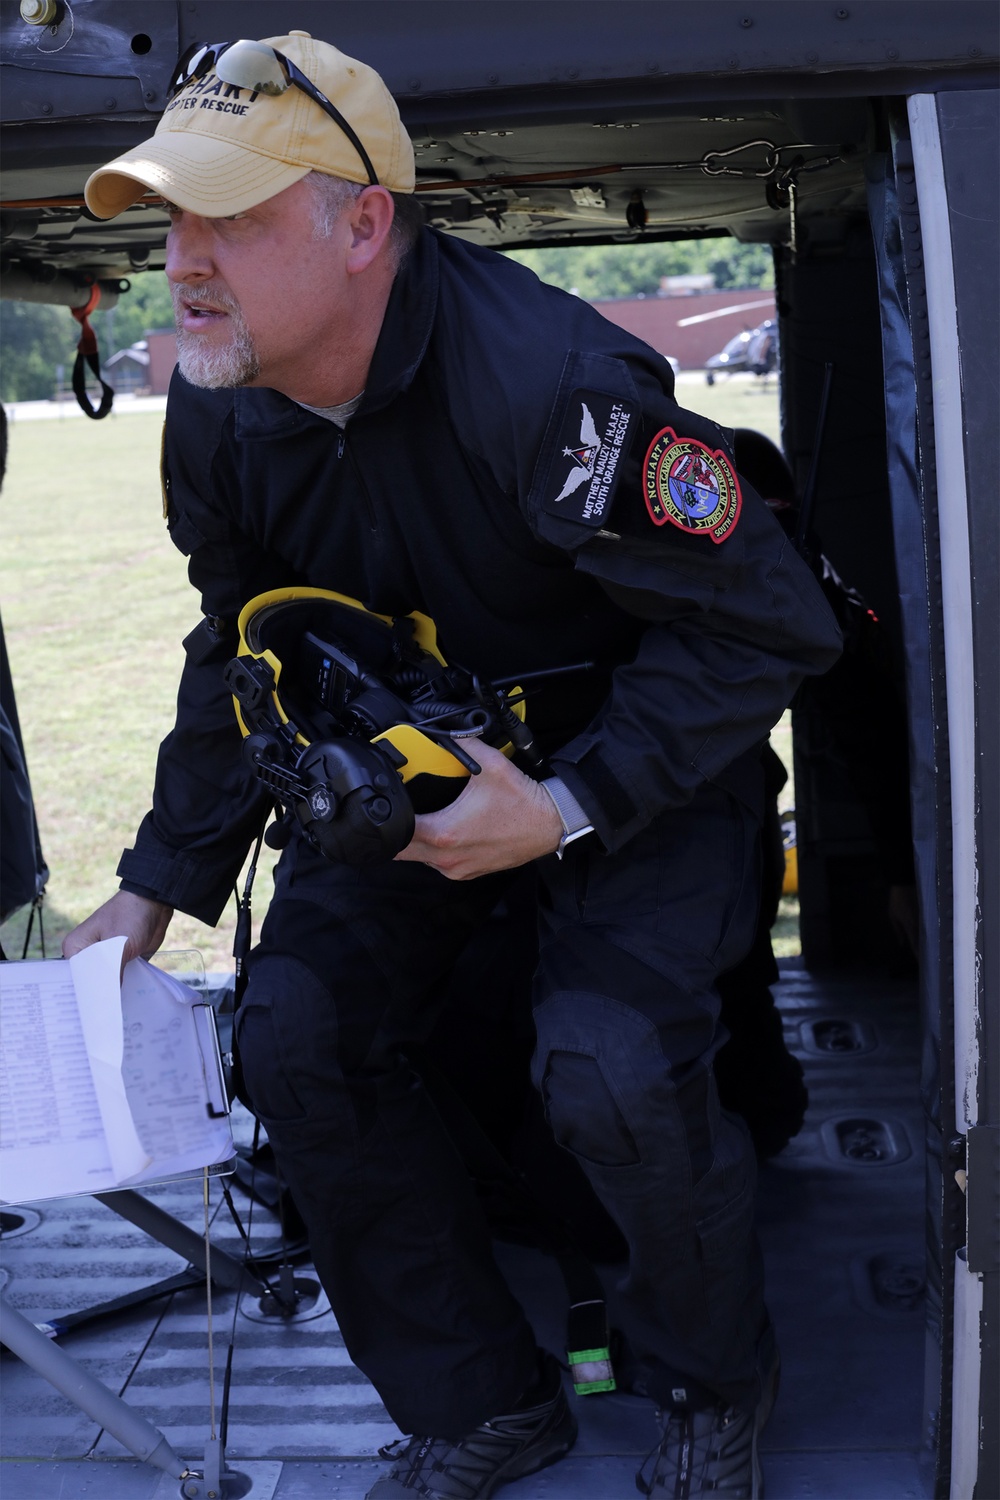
{"left": 643, "top": 427, "right": 742, "bottom": 544}
{"left": 544, "top": 389, "right": 638, "bottom": 527}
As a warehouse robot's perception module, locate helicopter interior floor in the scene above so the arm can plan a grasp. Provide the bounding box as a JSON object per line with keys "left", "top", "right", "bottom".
{"left": 1, "top": 958, "right": 930, "bottom": 1500}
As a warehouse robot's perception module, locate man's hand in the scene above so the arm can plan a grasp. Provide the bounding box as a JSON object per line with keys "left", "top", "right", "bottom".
{"left": 394, "top": 741, "right": 563, "bottom": 880}
{"left": 62, "top": 891, "right": 174, "bottom": 966}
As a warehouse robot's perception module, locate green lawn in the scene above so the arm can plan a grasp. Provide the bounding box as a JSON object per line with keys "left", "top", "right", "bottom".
{"left": 675, "top": 370, "right": 782, "bottom": 448}
{"left": 1, "top": 373, "right": 795, "bottom": 971}
{"left": 0, "top": 408, "right": 261, "bottom": 969}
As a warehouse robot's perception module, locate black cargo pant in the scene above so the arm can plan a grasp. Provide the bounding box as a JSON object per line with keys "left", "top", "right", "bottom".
{"left": 235, "top": 782, "right": 769, "bottom": 1438}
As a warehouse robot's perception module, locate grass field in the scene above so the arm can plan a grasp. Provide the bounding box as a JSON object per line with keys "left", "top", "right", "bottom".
{"left": 0, "top": 371, "right": 796, "bottom": 969}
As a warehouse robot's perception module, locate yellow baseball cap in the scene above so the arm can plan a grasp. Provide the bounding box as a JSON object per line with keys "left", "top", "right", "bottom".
{"left": 84, "top": 31, "right": 415, "bottom": 220}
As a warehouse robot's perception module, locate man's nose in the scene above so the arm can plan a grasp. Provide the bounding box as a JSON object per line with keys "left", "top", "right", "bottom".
{"left": 165, "top": 212, "right": 215, "bottom": 283}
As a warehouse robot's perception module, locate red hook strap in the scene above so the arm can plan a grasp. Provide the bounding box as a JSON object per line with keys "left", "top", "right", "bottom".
{"left": 69, "top": 283, "right": 114, "bottom": 420}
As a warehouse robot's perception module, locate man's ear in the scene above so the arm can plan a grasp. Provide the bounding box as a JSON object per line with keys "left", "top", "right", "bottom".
{"left": 345, "top": 186, "right": 395, "bottom": 274}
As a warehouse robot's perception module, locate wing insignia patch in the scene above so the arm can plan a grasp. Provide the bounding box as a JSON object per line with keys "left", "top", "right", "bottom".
{"left": 543, "top": 388, "right": 638, "bottom": 527}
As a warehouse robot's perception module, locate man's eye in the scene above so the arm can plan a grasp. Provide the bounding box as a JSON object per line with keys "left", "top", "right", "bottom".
{"left": 221, "top": 212, "right": 247, "bottom": 222}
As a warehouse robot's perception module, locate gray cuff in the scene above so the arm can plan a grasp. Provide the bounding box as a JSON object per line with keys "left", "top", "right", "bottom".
{"left": 540, "top": 777, "right": 595, "bottom": 859}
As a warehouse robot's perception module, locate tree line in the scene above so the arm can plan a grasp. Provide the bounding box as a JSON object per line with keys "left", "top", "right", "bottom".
{"left": 0, "top": 237, "right": 773, "bottom": 404}
{"left": 0, "top": 274, "right": 174, "bottom": 404}
{"left": 506, "top": 238, "right": 773, "bottom": 300}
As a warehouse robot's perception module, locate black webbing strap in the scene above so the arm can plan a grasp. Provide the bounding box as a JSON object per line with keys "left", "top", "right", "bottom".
{"left": 70, "top": 285, "right": 114, "bottom": 420}
{"left": 20, "top": 893, "right": 45, "bottom": 959}
{"left": 223, "top": 817, "right": 270, "bottom": 1112}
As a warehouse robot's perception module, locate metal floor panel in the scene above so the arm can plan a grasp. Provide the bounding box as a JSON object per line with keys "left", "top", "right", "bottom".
{"left": 1, "top": 962, "right": 932, "bottom": 1500}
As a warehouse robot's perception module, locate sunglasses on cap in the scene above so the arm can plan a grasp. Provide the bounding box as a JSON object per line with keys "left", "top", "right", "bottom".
{"left": 167, "top": 38, "right": 379, "bottom": 186}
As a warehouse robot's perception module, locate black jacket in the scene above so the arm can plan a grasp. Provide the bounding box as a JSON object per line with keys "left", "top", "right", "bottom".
{"left": 119, "top": 228, "right": 840, "bottom": 924}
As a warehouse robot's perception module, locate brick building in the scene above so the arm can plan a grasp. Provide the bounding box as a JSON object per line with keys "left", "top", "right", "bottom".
{"left": 589, "top": 290, "right": 776, "bottom": 370}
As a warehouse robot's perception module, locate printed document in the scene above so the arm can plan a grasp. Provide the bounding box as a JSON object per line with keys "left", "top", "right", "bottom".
{"left": 0, "top": 938, "right": 233, "bottom": 1205}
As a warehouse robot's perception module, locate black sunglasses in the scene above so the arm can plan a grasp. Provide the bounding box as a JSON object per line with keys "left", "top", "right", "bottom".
{"left": 167, "top": 39, "right": 379, "bottom": 186}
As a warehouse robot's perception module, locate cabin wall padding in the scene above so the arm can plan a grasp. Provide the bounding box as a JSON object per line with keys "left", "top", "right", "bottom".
{"left": 776, "top": 220, "right": 909, "bottom": 973}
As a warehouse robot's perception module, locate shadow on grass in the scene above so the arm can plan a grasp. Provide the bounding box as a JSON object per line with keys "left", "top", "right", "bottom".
{"left": 0, "top": 898, "right": 74, "bottom": 962}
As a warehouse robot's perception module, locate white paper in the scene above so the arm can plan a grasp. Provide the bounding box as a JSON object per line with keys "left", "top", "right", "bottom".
{"left": 118, "top": 959, "right": 233, "bottom": 1182}
{"left": 0, "top": 955, "right": 121, "bottom": 1203}
{"left": 71, "top": 938, "right": 151, "bottom": 1185}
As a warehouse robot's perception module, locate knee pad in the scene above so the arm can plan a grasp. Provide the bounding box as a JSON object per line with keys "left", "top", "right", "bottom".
{"left": 531, "top": 990, "right": 720, "bottom": 1183}
{"left": 539, "top": 1049, "right": 640, "bottom": 1165}
{"left": 531, "top": 991, "right": 667, "bottom": 1168}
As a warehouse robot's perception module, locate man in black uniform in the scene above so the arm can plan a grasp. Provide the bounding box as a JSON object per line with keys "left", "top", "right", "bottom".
{"left": 66, "top": 32, "right": 841, "bottom": 1499}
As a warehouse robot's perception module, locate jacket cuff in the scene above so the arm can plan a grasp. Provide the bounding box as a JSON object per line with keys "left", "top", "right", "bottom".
{"left": 117, "top": 841, "right": 236, "bottom": 927}
{"left": 545, "top": 744, "right": 647, "bottom": 854}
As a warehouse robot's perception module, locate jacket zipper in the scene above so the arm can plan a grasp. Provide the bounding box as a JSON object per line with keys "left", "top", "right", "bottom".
{"left": 344, "top": 434, "right": 378, "bottom": 531}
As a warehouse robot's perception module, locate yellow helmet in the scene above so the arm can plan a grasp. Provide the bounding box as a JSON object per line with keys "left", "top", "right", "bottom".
{"left": 223, "top": 587, "right": 533, "bottom": 863}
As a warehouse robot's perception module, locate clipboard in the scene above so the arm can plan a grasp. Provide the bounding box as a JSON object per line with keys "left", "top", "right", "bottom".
{"left": 0, "top": 939, "right": 235, "bottom": 1206}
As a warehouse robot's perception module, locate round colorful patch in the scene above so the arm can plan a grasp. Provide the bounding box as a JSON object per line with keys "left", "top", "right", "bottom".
{"left": 643, "top": 427, "right": 742, "bottom": 544}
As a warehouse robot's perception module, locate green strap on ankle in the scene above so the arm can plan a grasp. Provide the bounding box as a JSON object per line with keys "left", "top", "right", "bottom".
{"left": 568, "top": 1345, "right": 616, "bottom": 1395}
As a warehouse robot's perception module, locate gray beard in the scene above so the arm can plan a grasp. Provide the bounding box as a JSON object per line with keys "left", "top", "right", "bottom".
{"left": 172, "top": 287, "right": 261, "bottom": 389}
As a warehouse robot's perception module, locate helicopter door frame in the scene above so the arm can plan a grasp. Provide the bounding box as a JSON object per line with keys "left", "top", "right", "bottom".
{"left": 909, "top": 90, "right": 998, "bottom": 1500}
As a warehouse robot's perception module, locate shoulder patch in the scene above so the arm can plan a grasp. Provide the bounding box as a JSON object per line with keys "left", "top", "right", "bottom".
{"left": 542, "top": 388, "right": 639, "bottom": 528}
{"left": 643, "top": 427, "right": 742, "bottom": 544}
